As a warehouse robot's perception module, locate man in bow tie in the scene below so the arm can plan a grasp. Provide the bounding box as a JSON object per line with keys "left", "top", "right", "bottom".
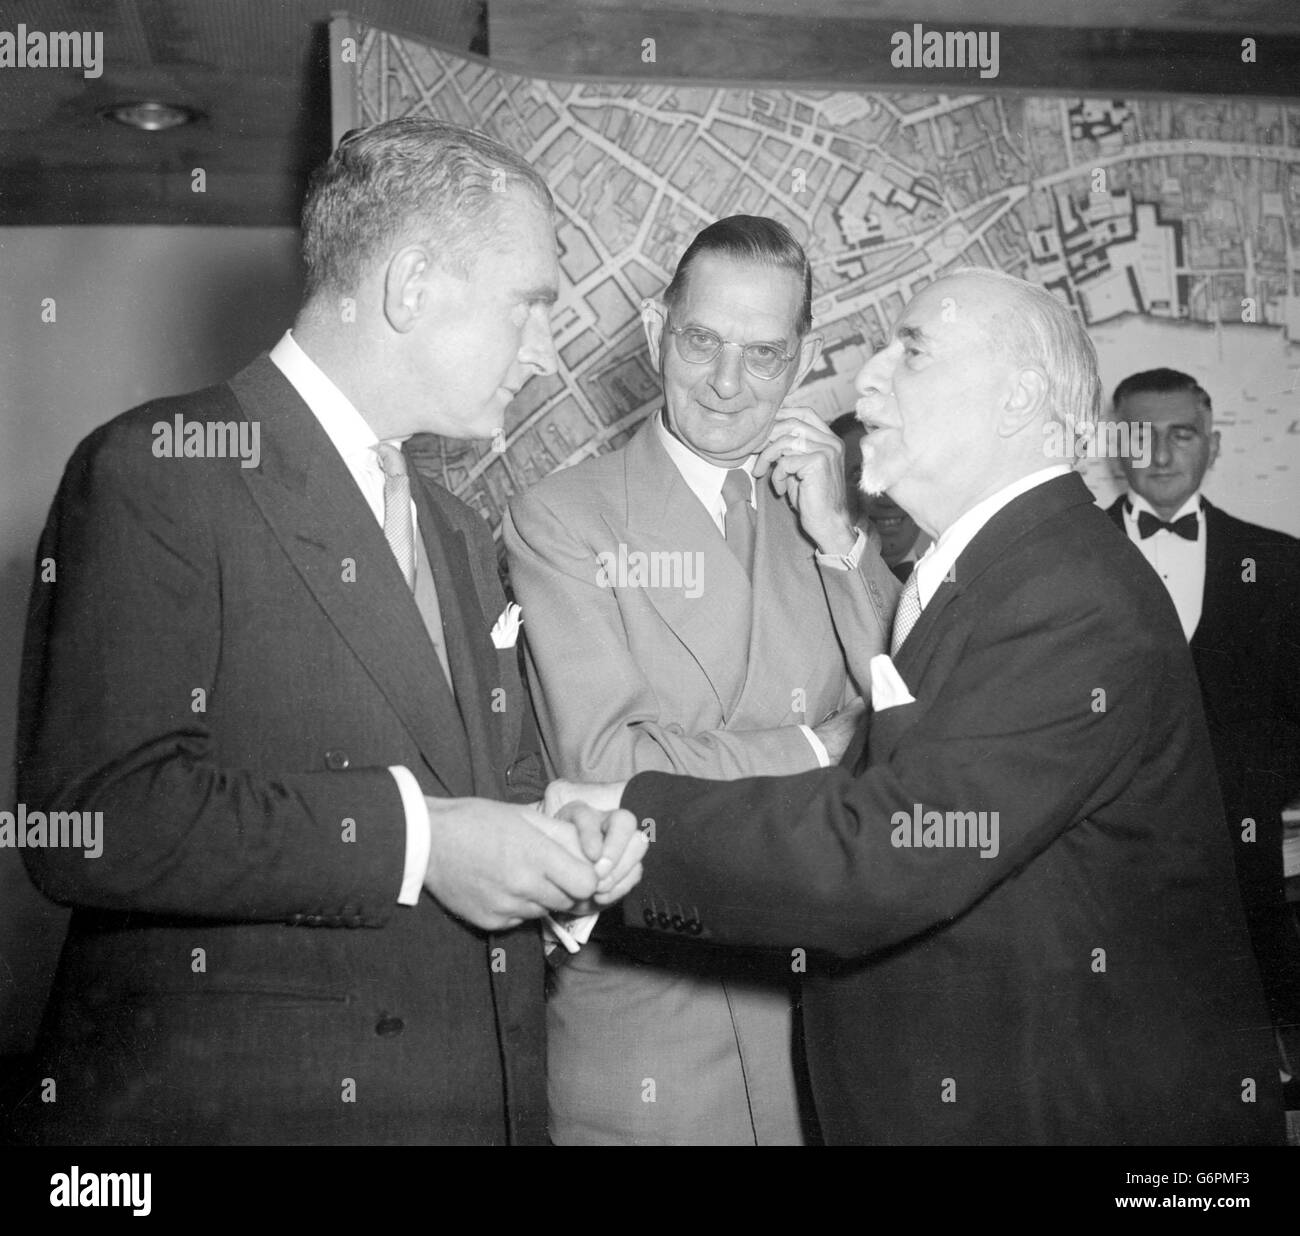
{"left": 1105, "top": 368, "right": 1300, "bottom": 1084}
{"left": 9, "top": 119, "right": 640, "bottom": 1146}
{"left": 504, "top": 216, "right": 897, "bottom": 1144}
{"left": 549, "top": 269, "right": 1284, "bottom": 1145}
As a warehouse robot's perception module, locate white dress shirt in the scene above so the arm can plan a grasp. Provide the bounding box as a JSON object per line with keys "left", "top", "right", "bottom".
{"left": 1122, "top": 491, "right": 1205, "bottom": 641}
{"left": 269, "top": 330, "right": 431, "bottom": 906}
{"left": 914, "top": 466, "right": 1073, "bottom": 609}
{"left": 654, "top": 413, "right": 829, "bottom": 766}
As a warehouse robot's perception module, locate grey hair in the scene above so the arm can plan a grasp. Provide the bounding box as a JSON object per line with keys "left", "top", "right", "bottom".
{"left": 301, "top": 117, "right": 553, "bottom": 300}
{"left": 949, "top": 266, "right": 1103, "bottom": 451}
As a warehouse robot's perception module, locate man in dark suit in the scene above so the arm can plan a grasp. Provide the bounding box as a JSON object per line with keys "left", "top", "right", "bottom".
{"left": 7, "top": 119, "right": 637, "bottom": 1145}
{"left": 549, "top": 268, "right": 1284, "bottom": 1144}
{"left": 1104, "top": 368, "right": 1300, "bottom": 1077}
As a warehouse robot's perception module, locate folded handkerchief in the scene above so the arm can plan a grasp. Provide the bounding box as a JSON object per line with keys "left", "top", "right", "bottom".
{"left": 869, "top": 653, "right": 916, "bottom": 710}
{"left": 491, "top": 602, "right": 523, "bottom": 649}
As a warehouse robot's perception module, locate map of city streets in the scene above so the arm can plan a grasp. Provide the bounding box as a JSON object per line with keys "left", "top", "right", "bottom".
{"left": 349, "top": 30, "right": 1300, "bottom": 536}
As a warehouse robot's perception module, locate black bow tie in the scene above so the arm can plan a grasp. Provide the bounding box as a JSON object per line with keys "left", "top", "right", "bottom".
{"left": 1136, "top": 509, "right": 1198, "bottom": 541}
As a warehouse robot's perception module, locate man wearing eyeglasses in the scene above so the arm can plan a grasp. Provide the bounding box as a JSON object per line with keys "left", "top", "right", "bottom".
{"left": 503, "top": 215, "right": 898, "bottom": 1144}
{"left": 1105, "top": 368, "right": 1300, "bottom": 1092}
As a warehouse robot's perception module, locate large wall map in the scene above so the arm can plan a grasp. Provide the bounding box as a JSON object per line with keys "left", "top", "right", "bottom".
{"left": 346, "top": 28, "right": 1300, "bottom": 537}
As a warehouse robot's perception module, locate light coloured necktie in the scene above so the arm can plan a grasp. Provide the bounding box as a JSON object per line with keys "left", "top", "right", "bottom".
{"left": 890, "top": 567, "right": 922, "bottom": 656}
{"left": 375, "top": 443, "right": 416, "bottom": 586}
{"left": 375, "top": 443, "right": 453, "bottom": 689}
{"left": 722, "top": 468, "right": 756, "bottom": 580}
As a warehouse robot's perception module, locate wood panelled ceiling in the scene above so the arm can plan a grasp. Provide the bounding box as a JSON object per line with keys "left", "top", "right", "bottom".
{"left": 0, "top": 0, "right": 1297, "bottom": 228}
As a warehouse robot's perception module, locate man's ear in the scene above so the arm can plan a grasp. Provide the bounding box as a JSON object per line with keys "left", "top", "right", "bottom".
{"left": 1207, "top": 428, "right": 1221, "bottom": 471}
{"left": 997, "top": 366, "right": 1048, "bottom": 437}
{"left": 384, "top": 244, "right": 441, "bottom": 333}
{"left": 790, "top": 332, "right": 824, "bottom": 390}
{"left": 640, "top": 299, "right": 666, "bottom": 374}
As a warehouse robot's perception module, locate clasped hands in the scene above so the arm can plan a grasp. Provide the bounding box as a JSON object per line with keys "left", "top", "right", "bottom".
{"left": 421, "top": 779, "right": 638, "bottom": 932}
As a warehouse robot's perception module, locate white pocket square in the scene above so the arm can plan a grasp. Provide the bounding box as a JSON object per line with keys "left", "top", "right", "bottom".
{"left": 491, "top": 602, "right": 523, "bottom": 649}
{"left": 869, "top": 653, "right": 916, "bottom": 710}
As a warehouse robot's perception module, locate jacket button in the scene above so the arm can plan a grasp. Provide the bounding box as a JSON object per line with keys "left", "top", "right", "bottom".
{"left": 643, "top": 907, "right": 656, "bottom": 927}
{"left": 686, "top": 918, "right": 702, "bottom": 935}
{"left": 656, "top": 911, "right": 670, "bottom": 929}
{"left": 305, "top": 915, "right": 323, "bottom": 926}
{"left": 671, "top": 914, "right": 685, "bottom": 932}
{"left": 375, "top": 1016, "right": 404, "bottom": 1037}
{"left": 324, "top": 749, "right": 350, "bottom": 770}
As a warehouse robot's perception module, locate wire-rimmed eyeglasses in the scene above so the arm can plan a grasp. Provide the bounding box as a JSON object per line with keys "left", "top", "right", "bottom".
{"left": 665, "top": 318, "right": 798, "bottom": 381}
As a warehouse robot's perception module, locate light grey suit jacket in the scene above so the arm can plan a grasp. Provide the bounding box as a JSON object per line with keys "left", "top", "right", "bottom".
{"left": 504, "top": 415, "right": 897, "bottom": 1144}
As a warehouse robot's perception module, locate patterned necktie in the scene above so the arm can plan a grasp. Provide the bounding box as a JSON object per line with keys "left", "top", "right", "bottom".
{"left": 1136, "top": 509, "right": 1198, "bottom": 541}
{"left": 890, "top": 567, "right": 922, "bottom": 656}
{"left": 375, "top": 443, "right": 416, "bottom": 587}
{"left": 722, "top": 468, "right": 755, "bottom": 580}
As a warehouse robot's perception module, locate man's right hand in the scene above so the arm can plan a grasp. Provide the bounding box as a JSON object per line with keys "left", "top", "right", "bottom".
{"left": 813, "top": 696, "right": 868, "bottom": 763}
{"left": 422, "top": 797, "right": 599, "bottom": 931}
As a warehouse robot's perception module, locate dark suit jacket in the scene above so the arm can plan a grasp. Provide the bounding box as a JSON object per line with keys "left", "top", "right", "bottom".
{"left": 621, "top": 473, "right": 1282, "bottom": 1145}
{"left": 9, "top": 357, "right": 546, "bottom": 1145}
{"left": 1107, "top": 494, "right": 1300, "bottom": 1033}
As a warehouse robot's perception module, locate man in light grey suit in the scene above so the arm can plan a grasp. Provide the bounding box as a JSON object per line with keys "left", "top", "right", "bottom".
{"left": 504, "top": 216, "right": 898, "bottom": 1144}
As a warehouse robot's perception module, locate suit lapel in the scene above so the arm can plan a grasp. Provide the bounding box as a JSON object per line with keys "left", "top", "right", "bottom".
{"left": 620, "top": 418, "right": 752, "bottom": 716}
{"left": 894, "top": 473, "right": 1097, "bottom": 680}
{"left": 230, "top": 358, "right": 474, "bottom": 796}
{"left": 1105, "top": 494, "right": 1126, "bottom": 533}
{"left": 1191, "top": 500, "right": 1233, "bottom": 656}
{"left": 410, "top": 474, "right": 503, "bottom": 796}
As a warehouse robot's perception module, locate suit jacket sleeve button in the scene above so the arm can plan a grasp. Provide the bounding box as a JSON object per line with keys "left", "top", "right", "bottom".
{"left": 686, "top": 918, "right": 702, "bottom": 935}
{"left": 671, "top": 913, "right": 685, "bottom": 931}
{"left": 656, "top": 911, "right": 670, "bottom": 929}
{"left": 375, "top": 1016, "right": 405, "bottom": 1037}
{"left": 643, "top": 907, "right": 656, "bottom": 927}
{"left": 324, "top": 749, "right": 350, "bottom": 770}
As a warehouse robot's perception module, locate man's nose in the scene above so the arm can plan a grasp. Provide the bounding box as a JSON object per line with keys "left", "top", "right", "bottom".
{"left": 519, "top": 307, "right": 559, "bottom": 377}
{"left": 707, "top": 342, "right": 745, "bottom": 398}
{"left": 1150, "top": 428, "right": 1172, "bottom": 466}
{"left": 854, "top": 343, "right": 896, "bottom": 399}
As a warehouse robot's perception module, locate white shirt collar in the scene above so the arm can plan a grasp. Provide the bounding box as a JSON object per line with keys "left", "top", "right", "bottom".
{"left": 654, "top": 409, "right": 756, "bottom": 513}
{"left": 913, "top": 465, "right": 1071, "bottom": 609}
{"left": 269, "top": 330, "right": 397, "bottom": 469}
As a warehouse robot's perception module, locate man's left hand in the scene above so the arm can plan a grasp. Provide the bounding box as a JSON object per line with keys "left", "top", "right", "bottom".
{"left": 538, "top": 785, "right": 646, "bottom": 907}
{"left": 754, "top": 405, "right": 857, "bottom": 556}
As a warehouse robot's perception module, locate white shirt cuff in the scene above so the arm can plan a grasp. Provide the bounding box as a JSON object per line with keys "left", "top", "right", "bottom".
{"left": 814, "top": 527, "right": 867, "bottom": 571}
{"left": 391, "top": 765, "right": 430, "bottom": 906}
{"left": 800, "top": 724, "right": 831, "bottom": 768}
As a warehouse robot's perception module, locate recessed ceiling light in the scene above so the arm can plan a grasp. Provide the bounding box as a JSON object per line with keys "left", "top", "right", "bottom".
{"left": 101, "top": 101, "right": 202, "bottom": 131}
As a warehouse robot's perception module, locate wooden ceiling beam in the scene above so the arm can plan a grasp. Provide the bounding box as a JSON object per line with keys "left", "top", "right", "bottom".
{"left": 489, "top": 2, "right": 1299, "bottom": 97}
